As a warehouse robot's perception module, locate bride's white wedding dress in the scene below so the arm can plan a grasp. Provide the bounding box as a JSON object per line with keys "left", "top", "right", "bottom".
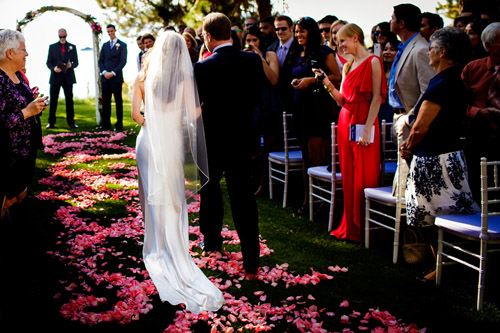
{"left": 135, "top": 31, "right": 224, "bottom": 314}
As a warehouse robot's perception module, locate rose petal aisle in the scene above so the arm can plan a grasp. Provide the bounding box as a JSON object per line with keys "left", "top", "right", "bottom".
{"left": 37, "top": 130, "right": 425, "bottom": 332}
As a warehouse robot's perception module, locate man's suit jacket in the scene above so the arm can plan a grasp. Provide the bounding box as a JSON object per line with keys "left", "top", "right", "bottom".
{"left": 98, "top": 39, "right": 127, "bottom": 83}
{"left": 268, "top": 38, "right": 300, "bottom": 112}
{"left": 194, "top": 45, "right": 265, "bottom": 154}
{"left": 46, "top": 42, "right": 78, "bottom": 85}
{"left": 394, "top": 33, "right": 434, "bottom": 112}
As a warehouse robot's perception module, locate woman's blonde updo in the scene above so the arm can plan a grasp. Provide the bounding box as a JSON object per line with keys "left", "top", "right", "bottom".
{"left": 337, "top": 23, "right": 365, "bottom": 74}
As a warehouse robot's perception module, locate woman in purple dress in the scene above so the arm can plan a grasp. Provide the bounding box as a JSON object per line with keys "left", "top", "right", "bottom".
{"left": 0, "top": 29, "right": 46, "bottom": 212}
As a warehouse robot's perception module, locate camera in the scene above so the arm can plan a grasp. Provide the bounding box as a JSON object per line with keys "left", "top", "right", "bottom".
{"left": 310, "top": 59, "right": 325, "bottom": 93}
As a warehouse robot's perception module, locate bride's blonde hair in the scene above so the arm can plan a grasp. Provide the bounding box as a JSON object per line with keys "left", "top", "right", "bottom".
{"left": 139, "top": 48, "right": 153, "bottom": 82}
{"left": 337, "top": 23, "right": 365, "bottom": 75}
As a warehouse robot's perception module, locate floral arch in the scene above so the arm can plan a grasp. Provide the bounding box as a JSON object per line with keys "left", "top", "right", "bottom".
{"left": 17, "top": 6, "right": 103, "bottom": 123}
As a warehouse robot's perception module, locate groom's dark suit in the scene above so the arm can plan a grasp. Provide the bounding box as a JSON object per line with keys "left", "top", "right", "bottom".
{"left": 98, "top": 39, "right": 127, "bottom": 130}
{"left": 194, "top": 45, "right": 265, "bottom": 274}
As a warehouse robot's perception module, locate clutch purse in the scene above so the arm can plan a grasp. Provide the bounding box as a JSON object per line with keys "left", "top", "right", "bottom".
{"left": 349, "top": 124, "right": 375, "bottom": 143}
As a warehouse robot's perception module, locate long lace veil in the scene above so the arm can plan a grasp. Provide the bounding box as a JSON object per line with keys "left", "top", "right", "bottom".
{"left": 143, "top": 31, "right": 208, "bottom": 206}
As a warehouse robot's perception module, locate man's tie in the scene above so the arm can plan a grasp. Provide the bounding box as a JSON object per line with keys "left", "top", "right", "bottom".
{"left": 487, "top": 66, "right": 500, "bottom": 110}
{"left": 278, "top": 45, "right": 287, "bottom": 68}
{"left": 61, "top": 43, "right": 65, "bottom": 55}
{"left": 110, "top": 41, "right": 115, "bottom": 49}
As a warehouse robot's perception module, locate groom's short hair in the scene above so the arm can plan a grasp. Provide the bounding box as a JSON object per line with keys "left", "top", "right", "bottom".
{"left": 203, "top": 13, "right": 231, "bottom": 41}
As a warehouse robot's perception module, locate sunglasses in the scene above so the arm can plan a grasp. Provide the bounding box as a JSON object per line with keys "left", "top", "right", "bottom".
{"left": 245, "top": 23, "right": 257, "bottom": 27}
{"left": 59, "top": 35, "right": 67, "bottom": 39}
{"left": 276, "top": 27, "right": 289, "bottom": 32}
{"left": 319, "top": 28, "right": 330, "bottom": 33}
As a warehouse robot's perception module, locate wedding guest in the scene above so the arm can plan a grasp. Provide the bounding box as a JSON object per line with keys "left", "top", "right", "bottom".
{"left": 142, "top": 33, "right": 155, "bottom": 51}
{"left": 371, "top": 22, "right": 392, "bottom": 56}
{"left": 315, "top": 23, "right": 386, "bottom": 242}
{"left": 466, "top": 19, "right": 489, "bottom": 60}
{"left": 231, "top": 24, "right": 244, "bottom": 46}
{"left": 388, "top": 3, "right": 434, "bottom": 194}
{"left": 98, "top": 24, "right": 127, "bottom": 131}
{"left": 259, "top": 16, "right": 278, "bottom": 51}
{"left": 462, "top": 22, "right": 500, "bottom": 201}
{"left": 242, "top": 25, "right": 280, "bottom": 196}
{"left": 0, "top": 29, "right": 46, "bottom": 196}
{"left": 245, "top": 16, "right": 259, "bottom": 30}
{"left": 400, "top": 27, "right": 479, "bottom": 282}
{"left": 318, "top": 15, "right": 338, "bottom": 47}
{"left": 136, "top": 35, "right": 145, "bottom": 70}
{"left": 420, "top": 12, "right": 444, "bottom": 42}
{"left": 46, "top": 28, "right": 79, "bottom": 129}
{"left": 454, "top": 16, "right": 471, "bottom": 32}
{"left": 289, "top": 16, "right": 341, "bottom": 215}
{"left": 183, "top": 31, "right": 199, "bottom": 64}
{"left": 329, "top": 20, "right": 351, "bottom": 76}
{"left": 269, "top": 15, "right": 300, "bottom": 114}
{"left": 379, "top": 35, "right": 401, "bottom": 125}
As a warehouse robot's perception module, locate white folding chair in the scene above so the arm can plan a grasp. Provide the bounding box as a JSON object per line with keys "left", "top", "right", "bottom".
{"left": 307, "top": 122, "right": 342, "bottom": 232}
{"left": 364, "top": 138, "right": 405, "bottom": 264}
{"left": 268, "top": 112, "right": 303, "bottom": 208}
{"left": 435, "top": 157, "right": 500, "bottom": 310}
{"left": 380, "top": 120, "right": 397, "bottom": 186}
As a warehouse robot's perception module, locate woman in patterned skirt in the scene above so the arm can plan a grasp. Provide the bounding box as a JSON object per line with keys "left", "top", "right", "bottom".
{"left": 400, "top": 27, "right": 479, "bottom": 281}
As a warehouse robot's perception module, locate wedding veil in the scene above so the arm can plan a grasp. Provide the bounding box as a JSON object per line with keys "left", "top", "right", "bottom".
{"left": 143, "top": 31, "right": 208, "bottom": 206}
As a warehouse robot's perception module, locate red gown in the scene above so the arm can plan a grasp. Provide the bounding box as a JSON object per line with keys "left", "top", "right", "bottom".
{"left": 331, "top": 55, "right": 387, "bottom": 242}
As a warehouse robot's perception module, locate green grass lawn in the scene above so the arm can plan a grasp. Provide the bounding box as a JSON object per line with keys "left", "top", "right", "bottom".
{"left": 20, "top": 99, "right": 500, "bottom": 332}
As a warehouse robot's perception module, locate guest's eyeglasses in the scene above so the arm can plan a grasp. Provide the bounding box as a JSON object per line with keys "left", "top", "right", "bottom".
{"left": 319, "top": 28, "right": 330, "bottom": 33}
{"left": 59, "top": 35, "right": 67, "bottom": 39}
{"left": 245, "top": 23, "right": 258, "bottom": 27}
{"left": 373, "top": 31, "right": 382, "bottom": 36}
{"left": 276, "top": 27, "right": 288, "bottom": 32}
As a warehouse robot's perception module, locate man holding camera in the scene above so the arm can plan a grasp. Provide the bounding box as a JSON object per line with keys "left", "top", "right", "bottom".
{"left": 46, "top": 28, "right": 79, "bottom": 129}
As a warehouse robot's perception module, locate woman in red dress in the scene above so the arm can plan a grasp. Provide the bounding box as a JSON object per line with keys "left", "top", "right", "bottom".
{"left": 315, "top": 23, "right": 387, "bottom": 242}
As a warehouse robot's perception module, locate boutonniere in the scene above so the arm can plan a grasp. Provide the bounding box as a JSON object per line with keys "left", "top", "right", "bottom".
{"left": 69, "top": 45, "right": 73, "bottom": 51}
{"left": 115, "top": 43, "right": 120, "bottom": 49}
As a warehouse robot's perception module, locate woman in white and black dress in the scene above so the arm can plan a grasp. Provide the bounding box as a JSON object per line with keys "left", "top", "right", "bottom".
{"left": 400, "top": 27, "right": 479, "bottom": 281}
{"left": 131, "top": 31, "right": 224, "bottom": 313}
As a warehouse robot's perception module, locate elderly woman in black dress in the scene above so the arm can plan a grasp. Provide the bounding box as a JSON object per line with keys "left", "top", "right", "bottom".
{"left": 400, "top": 27, "right": 479, "bottom": 281}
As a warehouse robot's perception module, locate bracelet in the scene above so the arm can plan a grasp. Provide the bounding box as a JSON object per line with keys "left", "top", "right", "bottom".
{"left": 324, "top": 82, "right": 334, "bottom": 94}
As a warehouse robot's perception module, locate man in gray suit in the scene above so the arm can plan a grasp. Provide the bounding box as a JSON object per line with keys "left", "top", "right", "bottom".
{"left": 389, "top": 3, "right": 434, "bottom": 191}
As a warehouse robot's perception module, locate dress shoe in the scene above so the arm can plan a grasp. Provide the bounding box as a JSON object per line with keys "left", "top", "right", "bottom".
{"left": 96, "top": 125, "right": 111, "bottom": 130}
{"left": 68, "top": 124, "right": 79, "bottom": 129}
{"left": 114, "top": 127, "right": 123, "bottom": 132}
{"left": 45, "top": 124, "right": 55, "bottom": 129}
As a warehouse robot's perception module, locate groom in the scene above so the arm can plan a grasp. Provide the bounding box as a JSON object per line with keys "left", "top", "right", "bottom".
{"left": 194, "top": 12, "right": 265, "bottom": 278}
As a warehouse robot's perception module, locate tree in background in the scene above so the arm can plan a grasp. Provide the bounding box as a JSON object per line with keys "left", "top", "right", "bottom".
{"left": 95, "top": 0, "right": 272, "bottom": 37}
{"left": 437, "top": 0, "right": 500, "bottom": 20}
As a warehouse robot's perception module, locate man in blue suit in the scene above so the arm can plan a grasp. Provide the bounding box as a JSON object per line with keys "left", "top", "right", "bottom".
{"left": 98, "top": 24, "right": 127, "bottom": 130}
{"left": 46, "top": 28, "right": 79, "bottom": 128}
{"left": 194, "top": 12, "right": 266, "bottom": 279}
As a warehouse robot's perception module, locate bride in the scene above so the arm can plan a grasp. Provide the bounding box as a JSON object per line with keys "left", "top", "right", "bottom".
{"left": 131, "top": 31, "right": 224, "bottom": 313}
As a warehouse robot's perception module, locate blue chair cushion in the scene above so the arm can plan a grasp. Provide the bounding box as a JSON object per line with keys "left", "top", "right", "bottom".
{"left": 384, "top": 162, "right": 397, "bottom": 174}
{"left": 269, "top": 150, "right": 302, "bottom": 163}
{"left": 364, "top": 186, "right": 396, "bottom": 204}
{"left": 307, "top": 165, "right": 342, "bottom": 181}
{"left": 435, "top": 214, "right": 500, "bottom": 240}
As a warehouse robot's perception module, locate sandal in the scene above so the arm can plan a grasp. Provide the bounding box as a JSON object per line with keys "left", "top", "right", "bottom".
{"left": 417, "top": 269, "right": 436, "bottom": 283}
